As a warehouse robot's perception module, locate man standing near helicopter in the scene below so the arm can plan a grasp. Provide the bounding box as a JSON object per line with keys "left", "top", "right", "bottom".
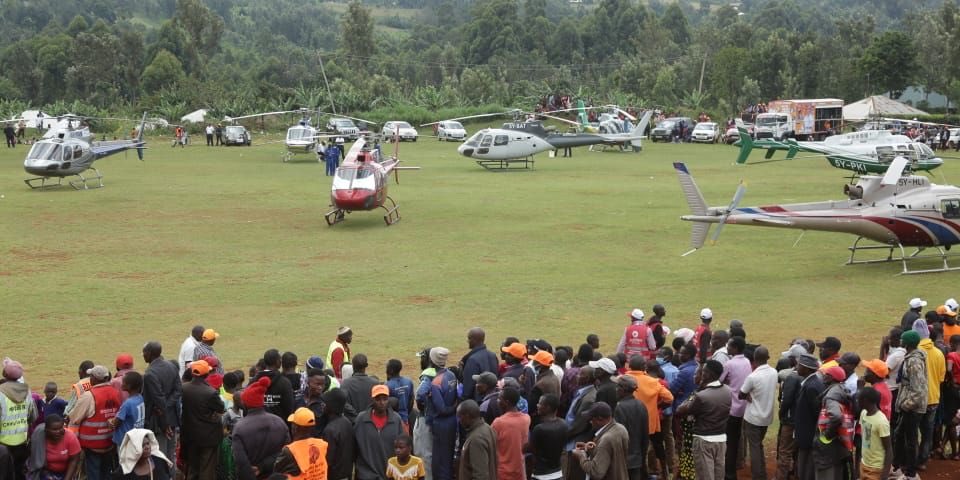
{"left": 325, "top": 143, "right": 340, "bottom": 176}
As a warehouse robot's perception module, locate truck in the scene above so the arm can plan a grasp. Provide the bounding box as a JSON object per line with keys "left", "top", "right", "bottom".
{"left": 753, "top": 98, "right": 843, "bottom": 141}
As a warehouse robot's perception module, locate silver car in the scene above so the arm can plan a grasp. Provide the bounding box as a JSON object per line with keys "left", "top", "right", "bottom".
{"left": 224, "top": 125, "right": 251, "bottom": 146}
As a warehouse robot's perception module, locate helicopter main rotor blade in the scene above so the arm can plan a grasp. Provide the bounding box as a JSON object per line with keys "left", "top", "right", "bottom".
{"left": 710, "top": 180, "right": 747, "bottom": 245}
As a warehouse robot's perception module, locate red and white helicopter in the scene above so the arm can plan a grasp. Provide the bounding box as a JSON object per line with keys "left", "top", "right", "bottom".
{"left": 675, "top": 157, "right": 960, "bottom": 274}
{"left": 325, "top": 136, "right": 419, "bottom": 226}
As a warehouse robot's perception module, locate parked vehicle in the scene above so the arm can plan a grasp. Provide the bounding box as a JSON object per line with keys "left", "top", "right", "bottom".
{"left": 691, "top": 122, "right": 721, "bottom": 143}
{"left": 224, "top": 125, "right": 251, "bottom": 146}
{"left": 381, "top": 121, "right": 419, "bottom": 141}
{"left": 436, "top": 120, "right": 467, "bottom": 141}
{"left": 755, "top": 98, "right": 843, "bottom": 141}
{"left": 650, "top": 117, "right": 694, "bottom": 142}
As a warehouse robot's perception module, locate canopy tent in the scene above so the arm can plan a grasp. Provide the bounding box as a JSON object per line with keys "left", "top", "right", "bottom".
{"left": 843, "top": 95, "right": 928, "bottom": 121}
{"left": 13, "top": 110, "right": 52, "bottom": 128}
{"left": 180, "top": 109, "right": 208, "bottom": 123}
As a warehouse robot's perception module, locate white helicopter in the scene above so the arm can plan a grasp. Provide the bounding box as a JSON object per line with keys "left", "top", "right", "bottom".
{"left": 224, "top": 109, "right": 377, "bottom": 162}
{"left": 22, "top": 113, "right": 147, "bottom": 190}
{"left": 441, "top": 109, "right": 652, "bottom": 170}
{"left": 675, "top": 157, "right": 960, "bottom": 274}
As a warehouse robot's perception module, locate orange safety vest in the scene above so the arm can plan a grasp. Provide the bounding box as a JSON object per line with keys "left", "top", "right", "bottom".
{"left": 78, "top": 385, "right": 120, "bottom": 450}
{"left": 287, "top": 438, "right": 329, "bottom": 480}
{"left": 623, "top": 322, "right": 653, "bottom": 361}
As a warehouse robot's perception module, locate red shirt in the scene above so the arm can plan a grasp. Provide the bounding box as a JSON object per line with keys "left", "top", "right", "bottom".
{"left": 872, "top": 381, "right": 893, "bottom": 421}
{"left": 948, "top": 352, "right": 960, "bottom": 384}
{"left": 46, "top": 430, "right": 81, "bottom": 473}
{"left": 371, "top": 411, "right": 388, "bottom": 430}
{"left": 492, "top": 411, "right": 530, "bottom": 480}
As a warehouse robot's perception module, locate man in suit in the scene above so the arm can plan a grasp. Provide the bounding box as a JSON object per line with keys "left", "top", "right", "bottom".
{"left": 180, "top": 360, "right": 225, "bottom": 479}
{"left": 791, "top": 354, "right": 824, "bottom": 480}
{"left": 142, "top": 341, "right": 181, "bottom": 469}
{"left": 572, "top": 402, "right": 629, "bottom": 480}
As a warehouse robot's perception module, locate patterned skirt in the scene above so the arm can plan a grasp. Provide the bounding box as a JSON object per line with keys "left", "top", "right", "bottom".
{"left": 678, "top": 417, "right": 696, "bottom": 480}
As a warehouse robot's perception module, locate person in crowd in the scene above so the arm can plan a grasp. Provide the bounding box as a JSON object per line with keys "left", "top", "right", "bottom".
{"left": 256, "top": 349, "right": 295, "bottom": 420}
{"left": 616, "top": 309, "right": 656, "bottom": 362}
{"left": 623, "top": 355, "right": 672, "bottom": 479}
{"left": 194, "top": 329, "right": 224, "bottom": 375}
{"left": 386, "top": 359, "right": 415, "bottom": 428}
{"left": 500, "top": 343, "right": 533, "bottom": 398}
{"left": 859, "top": 387, "right": 892, "bottom": 480}
{"left": 320, "top": 388, "right": 355, "bottom": 480}
{"left": 457, "top": 400, "right": 497, "bottom": 480}
{"left": 413, "top": 347, "right": 435, "bottom": 480}
{"left": 460, "top": 328, "right": 500, "bottom": 402}
{"left": 527, "top": 393, "right": 567, "bottom": 480}
{"left": 861, "top": 359, "right": 892, "bottom": 419}
{"left": 590, "top": 358, "right": 619, "bottom": 412}
{"left": 943, "top": 333, "right": 960, "bottom": 459}
{"left": 739, "top": 346, "right": 777, "bottom": 480}
{"left": 327, "top": 327, "right": 352, "bottom": 380}
{"left": 671, "top": 343, "right": 698, "bottom": 480}
{"left": 280, "top": 352, "right": 303, "bottom": 403}
{"left": 110, "top": 353, "right": 136, "bottom": 403}
{"left": 721, "top": 336, "right": 751, "bottom": 480}
{"left": 273, "top": 408, "right": 329, "bottom": 478}
{"left": 647, "top": 304, "right": 668, "bottom": 349}
{"left": 68, "top": 365, "right": 120, "bottom": 480}
{"left": 693, "top": 308, "right": 713, "bottom": 363}
{"left": 677, "top": 360, "right": 730, "bottom": 480}
{"left": 562, "top": 344, "right": 593, "bottom": 407}
{"left": 386, "top": 434, "right": 425, "bottom": 480}
{"left": 917, "top": 320, "right": 946, "bottom": 468}
{"left": 180, "top": 360, "right": 225, "bottom": 479}
{"left": 342, "top": 354, "right": 381, "bottom": 414}
{"left": 837, "top": 352, "right": 861, "bottom": 396}
{"left": 426, "top": 347, "right": 457, "bottom": 480}
{"left": 813, "top": 366, "right": 853, "bottom": 480}
{"left": 902, "top": 298, "right": 927, "bottom": 331}
{"left": 473, "top": 372, "right": 501, "bottom": 424}
{"left": 710, "top": 331, "right": 731, "bottom": 365}
{"left": 571, "top": 402, "right": 629, "bottom": 480}
{"left": 142, "top": 341, "right": 181, "bottom": 469}
{"left": 492, "top": 387, "right": 529, "bottom": 480}
{"left": 41, "top": 382, "right": 67, "bottom": 419}
{"left": 528, "top": 350, "right": 560, "bottom": 425}
{"left": 565, "top": 366, "right": 597, "bottom": 480}
{"left": 63, "top": 360, "right": 94, "bottom": 420}
{"left": 205, "top": 124, "right": 215, "bottom": 146}
{"left": 26, "top": 414, "right": 81, "bottom": 480}
{"left": 355, "top": 385, "right": 404, "bottom": 480}
{"left": 792, "top": 353, "right": 824, "bottom": 480}
{"left": 655, "top": 348, "right": 679, "bottom": 477}
{"left": 233, "top": 376, "right": 289, "bottom": 480}
{"left": 883, "top": 326, "right": 906, "bottom": 427}
{"left": 179, "top": 326, "right": 204, "bottom": 378}
{"left": 110, "top": 371, "right": 145, "bottom": 449}
{"left": 612, "top": 375, "right": 648, "bottom": 480}
{"left": 115, "top": 429, "right": 173, "bottom": 480}
{"left": 0, "top": 359, "right": 37, "bottom": 480}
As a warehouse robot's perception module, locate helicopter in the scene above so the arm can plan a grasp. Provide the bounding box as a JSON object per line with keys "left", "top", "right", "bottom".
{"left": 443, "top": 109, "right": 652, "bottom": 170}
{"left": 675, "top": 157, "right": 960, "bottom": 274}
{"left": 22, "top": 113, "right": 147, "bottom": 190}
{"left": 734, "top": 127, "right": 944, "bottom": 175}
{"left": 325, "top": 134, "right": 419, "bottom": 226}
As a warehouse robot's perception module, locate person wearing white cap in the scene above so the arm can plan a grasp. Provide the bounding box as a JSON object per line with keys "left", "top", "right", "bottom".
{"left": 946, "top": 298, "right": 959, "bottom": 313}
{"left": 616, "top": 309, "right": 656, "bottom": 363}
{"left": 693, "top": 308, "right": 714, "bottom": 363}
{"left": 326, "top": 326, "right": 353, "bottom": 380}
{"left": 901, "top": 298, "right": 926, "bottom": 331}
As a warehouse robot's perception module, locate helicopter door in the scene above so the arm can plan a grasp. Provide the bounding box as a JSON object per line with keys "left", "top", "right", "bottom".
{"left": 477, "top": 134, "right": 493, "bottom": 154}
{"left": 493, "top": 135, "right": 509, "bottom": 146}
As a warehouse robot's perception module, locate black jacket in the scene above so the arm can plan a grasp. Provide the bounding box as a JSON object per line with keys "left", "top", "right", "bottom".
{"left": 793, "top": 374, "right": 825, "bottom": 449}
{"left": 143, "top": 356, "right": 182, "bottom": 432}
{"left": 180, "top": 378, "right": 225, "bottom": 448}
{"left": 255, "top": 370, "right": 295, "bottom": 420}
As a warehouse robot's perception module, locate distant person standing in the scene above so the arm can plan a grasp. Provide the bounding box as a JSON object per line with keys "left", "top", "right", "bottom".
{"left": 193, "top": 328, "right": 223, "bottom": 374}
{"left": 205, "top": 124, "right": 214, "bottom": 146}
{"left": 325, "top": 144, "right": 340, "bottom": 176}
{"left": 215, "top": 124, "right": 223, "bottom": 145}
{"left": 327, "top": 326, "right": 353, "bottom": 380}
{"left": 3, "top": 122, "right": 15, "bottom": 148}
{"left": 460, "top": 327, "right": 500, "bottom": 402}
{"left": 178, "top": 325, "right": 204, "bottom": 379}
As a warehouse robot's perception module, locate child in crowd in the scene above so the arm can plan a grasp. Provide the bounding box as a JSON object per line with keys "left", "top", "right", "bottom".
{"left": 42, "top": 381, "right": 67, "bottom": 418}
{"left": 859, "top": 386, "right": 892, "bottom": 480}
{"left": 110, "top": 371, "right": 145, "bottom": 447}
{"left": 386, "top": 434, "right": 425, "bottom": 480}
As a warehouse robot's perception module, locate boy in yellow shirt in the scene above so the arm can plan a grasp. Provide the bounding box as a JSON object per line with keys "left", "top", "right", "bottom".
{"left": 859, "top": 387, "right": 892, "bottom": 480}
{"left": 386, "top": 435, "right": 425, "bottom": 480}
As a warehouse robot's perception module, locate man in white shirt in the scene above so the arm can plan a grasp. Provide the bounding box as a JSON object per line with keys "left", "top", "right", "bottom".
{"left": 739, "top": 346, "right": 778, "bottom": 480}
{"left": 205, "top": 124, "right": 215, "bottom": 146}
{"left": 178, "top": 325, "right": 205, "bottom": 378}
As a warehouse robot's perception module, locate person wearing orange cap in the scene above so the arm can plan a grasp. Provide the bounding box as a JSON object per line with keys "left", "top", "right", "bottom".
{"left": 942, "top": 304, "right": 960, "bottom": 342}
{"left": 233, "top": 376, "right": 290, "bottom": 480}
{"left": 355, "top": 385, "right": 404, "bottom": 480}
{"left": 274, "top": 407, "right": 330, "bottom": 478}
{"left": 110, "top": 353, "right": 136, "bottom": 403}
{"left": 193, "top": 329, "right": 223, "bottom": 375}
{"left": 861, "top": 359, "right": 892, "bottom": 420}
{"left": 180, "top": 360, "right": 225, "bottom": 479}
{"left": 528, "top": 350, "right": 559, "bottom": 426}
{"left": 500, "top": 343, "right": 533, "bottom": 398}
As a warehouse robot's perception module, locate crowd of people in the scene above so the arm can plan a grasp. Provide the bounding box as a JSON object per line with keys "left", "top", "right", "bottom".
{"left": 1, "top": 299, "right": 959, "bottom": 480}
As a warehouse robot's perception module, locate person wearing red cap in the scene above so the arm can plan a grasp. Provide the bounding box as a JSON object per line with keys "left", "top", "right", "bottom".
{"left": 813, "top": 366, "right": 853, "bottom": 480}
{"left": 111, "top": 353, "right": 136, "bottom": 404}
{"left": 180, "top": 360, "right": 225, "bottom": 479}
{"left": 233, "top": 376, "right": 290, "bottom": 480}
{"left": 273, "top": 407, "right": 329, "bottom": 478}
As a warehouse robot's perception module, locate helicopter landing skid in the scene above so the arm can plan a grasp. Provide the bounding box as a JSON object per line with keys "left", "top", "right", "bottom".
{"left": 381, "top": 196, "right": 400, "bottom": 226}
{"left": 24, "top": 176, "right": 64, "bottom": 189}
{"left": 476, "top": 158, "right": 535, "bottom": 171}
{"left": 324, "top": 208, "right": 348, "bottom": 226}
{"left": 845, "top": 236, "right": 960, "bottom": 274}
{"left": 66, "top": 168, "right": 104, "bottom": 190}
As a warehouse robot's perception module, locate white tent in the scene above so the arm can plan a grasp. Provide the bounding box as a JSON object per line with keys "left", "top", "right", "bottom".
{"left": 13, "top": 110, "right": 51, "bottom": 128}
{"left": 180, "top": 109, "right": 208, "bottom": 123}
{"left": 843, "top": 95, "right": 928, "bottom": 121}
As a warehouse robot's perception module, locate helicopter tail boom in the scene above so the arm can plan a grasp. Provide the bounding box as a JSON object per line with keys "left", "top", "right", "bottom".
{"left": 735, "top": 128, "right": 754, "bottom": 164}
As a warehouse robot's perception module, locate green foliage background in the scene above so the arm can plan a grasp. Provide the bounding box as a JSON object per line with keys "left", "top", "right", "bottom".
{"left": 1, "top": 0, "right": 959, "bottom": 122}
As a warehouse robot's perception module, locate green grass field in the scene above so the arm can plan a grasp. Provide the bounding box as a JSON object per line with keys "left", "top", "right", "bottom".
{"left": 0, "top": 130, "right": 950, "bottom": 387}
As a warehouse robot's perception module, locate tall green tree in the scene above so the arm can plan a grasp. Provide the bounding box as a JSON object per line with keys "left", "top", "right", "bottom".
{"left": 339, "top": 0, "right": 377, "bottom": 69}
{"left": 859, "top": 31, "right": 916, "bottom": 98}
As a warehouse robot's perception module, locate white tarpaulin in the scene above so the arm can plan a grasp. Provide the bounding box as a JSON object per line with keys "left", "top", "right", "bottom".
{"left": 180, "top": 109, "right": 208, "bottom": 123}
{"left": 843, "top": 95, "right": 928, "bottom": 121}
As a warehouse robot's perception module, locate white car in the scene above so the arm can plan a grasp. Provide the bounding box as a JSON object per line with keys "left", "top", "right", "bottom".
{"left": 381, "top": 121, "right": 418, "bottom": 142}
{"left": 691, "top": 122, "right": 720, "bottom": 143}
{"left": 949, "top": 128, "right": 959, "bottom": 149}
{"left": 436, "top": 120, "right": 467, "bottom": 141}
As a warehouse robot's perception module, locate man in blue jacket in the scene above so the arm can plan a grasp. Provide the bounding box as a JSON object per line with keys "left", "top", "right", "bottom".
{"left": 459, "top": 328, "right": 499, "bottom": 401}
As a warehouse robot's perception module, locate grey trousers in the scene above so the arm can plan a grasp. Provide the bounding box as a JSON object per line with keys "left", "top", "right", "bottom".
{"left": 693, "top": 437, "right": 726, "bottom": 480}
{"left": 797, "top": 448, "right": 815, "bottom": 480}
{"left": 743, "top": 421, "right": 769, "bottom": 480}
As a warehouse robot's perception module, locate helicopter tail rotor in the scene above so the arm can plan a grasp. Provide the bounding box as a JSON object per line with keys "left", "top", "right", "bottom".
{"left": 735, "top": 128, "right": 754, "bottom": 164}
{"left": 709, "top": 180, "right": 747, "bottom": 245}
{"left": 135, "top": 112, "right": 147, "bottom": 161}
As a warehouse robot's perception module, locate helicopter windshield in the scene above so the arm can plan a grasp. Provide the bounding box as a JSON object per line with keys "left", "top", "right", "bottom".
{"left": 28, "top": 142, "right": 62, "bottom": 161}
{"left": 332, "top": 166, "right": 377, "bottom": 190}
{"left": 286, "top": 127, "right": 309, "bottom": 141}
{"left": 465, "top": 131, "right": 483, "bottom": 147}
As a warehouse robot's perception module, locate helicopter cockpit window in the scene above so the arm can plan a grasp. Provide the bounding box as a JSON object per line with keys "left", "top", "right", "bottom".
{"left": 942, "top": 199, "right": 960, "bottom": 219}
{"left": 73, "top": 145, "right": 82, "bottom": 159}
{"left": 28, "top": 143, "right": 61, "bottom": 161}
{"left": 332, "top": 166, "right": 377, "bottom": 190}
{"left": 479, "top": 135, "right": 493, "bottom": 147}
{"left": 493, "top": 135, "right": 509, "bottom": 146}
{"left": 287, "top": 128, "right": 307, "bottom": 140}
{"left": 464, "top": 132, "right": 483, "bottom": 147}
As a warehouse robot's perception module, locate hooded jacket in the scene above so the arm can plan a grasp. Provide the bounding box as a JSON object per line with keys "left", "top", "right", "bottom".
{"left": 896, "top": 348, "right": 928, "bottom": 414}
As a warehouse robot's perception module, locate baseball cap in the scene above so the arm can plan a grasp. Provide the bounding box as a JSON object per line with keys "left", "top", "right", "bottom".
{"left": 815, "top": 336, "right": 842, "bottom": 351}
{"left": 780, "top": 344, "right": 807, "bottom": 360}
{"left": 909, "top": 298, "right": 927, "bottom": 309}
{"left": 589, "top": 358, "right": 617, "bottom": 375}
{"left": 371, "top": 384, "right": 389, "bottom": 398}
{"left": 529, "top": 350, "right": 554, "bottom": 367}
{"left": 472, "top": 372, "right": 498, "bottom": 387}
{"left": 823, "top": 366, "right": 846, "bottom": 383}
{"left": 616, "top": 374, "right": 638, "bottom": 391}
{"left": 115, "top": 353, "right": 134, "bottom": 370}
{"left": 946, "top": 298, "right": 959, "bottom": 312}
{"left": 501, "top": 343, "right": 526, "bottom": 360}
{"left": 190, "top": 360, "right": 211, "bottom": 376}
{"left": 673, "top": 328, "right": 694, "bottom": 343}
{"left": 287, "top": 407, "right": 316, "bottom": 427}
{"left": 700, "top": 308, "right": 713, "bottom": 320}
{"left": 861, "top": 359, "right": 889, "bottom": 379}
{"left": 202, "top": 329, "right": 219, "bottom": 341}
{"left": 629, "top": 308, "right": 644, "bottom": 321}
{"left": 305, "top": 356, "right": 325, "bottom": 370}
{"left": 87, "top": 365, "right": 110, "bottom": 380}
{"left": 937, "top": 305, "right": 957, "bottom": 317}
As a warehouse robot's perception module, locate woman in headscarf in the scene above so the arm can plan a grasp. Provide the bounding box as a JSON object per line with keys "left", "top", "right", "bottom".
{"left": 115, "top": 429, "right": 173, "bottom": 480}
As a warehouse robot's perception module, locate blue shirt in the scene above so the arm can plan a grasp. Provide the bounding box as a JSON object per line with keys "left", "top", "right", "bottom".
{"left": 658, "top": 359, "right": 680, "bottom": 415}
{"left": 386, "top": 376, "right": 415, "bottom": 422}
{"left": 671, "top": 360, "right": 698, "bottom": 411}
{"left": 427, "top": 369, "right": 459, "bottom": 426}
{"left": 113, "top": 394, "right": 145, "bottom": 446}
{"left": 43, "top": 397, "right": 67, "bottom": 418}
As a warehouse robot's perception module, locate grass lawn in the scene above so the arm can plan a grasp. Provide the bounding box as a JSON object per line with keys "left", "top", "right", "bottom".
{"left": 0, "top": 131, "right": 951, "bottom": 387}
